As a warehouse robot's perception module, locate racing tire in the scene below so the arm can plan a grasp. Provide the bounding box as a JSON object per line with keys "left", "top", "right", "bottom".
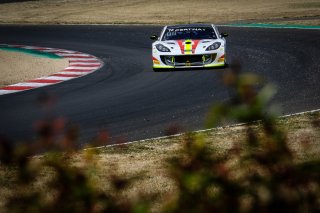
{"left": 224, "top": 57, "right": 229, "bottom": 68}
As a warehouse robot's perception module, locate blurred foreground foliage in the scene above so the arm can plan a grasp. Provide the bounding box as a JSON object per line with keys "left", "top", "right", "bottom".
{"left": 165, "top": 61, "right": 320, "bottom": 212}
{"left": 0, "top": 61, "right": 319, "bottom": 212}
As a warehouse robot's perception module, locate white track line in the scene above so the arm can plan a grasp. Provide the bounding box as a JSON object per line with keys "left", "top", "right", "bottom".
{"left": 56, "top": 53, "right": 91, "bottom": 57}
{"left": 67, "top": 58, "right": 98, "bottom": 61}
{"left": 69, "top": 62, "right": 101, "bottom": 65}
{"left": 37, "top": 76, "right": 76, "bottom": 81}
{"left": 54, "top": 71, "right": 87, "bottom": 75}
{"left": 64, "top": 66, "right": 97, "bottom": 70}
{"left": 89, "top": 108, "right": 320, "bottom": 149}
{"left": 68, "top": 58, "right": 97, "bottom": 60}
{"left": 0, "top": 90, "right": 20, "bottom": 95}
{"left": 8, "top": 82, "right": 52, "bottom": 87}
{"left": 42, "top": 50, "right": 76, "bottom": 53}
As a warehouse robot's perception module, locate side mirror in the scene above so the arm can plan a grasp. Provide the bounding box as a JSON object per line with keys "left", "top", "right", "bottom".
{"left": 150, "top": 35, "right": 158, "bottom": 40}
{"left": 221, "top": 33, "right": 228, "bottom": 38}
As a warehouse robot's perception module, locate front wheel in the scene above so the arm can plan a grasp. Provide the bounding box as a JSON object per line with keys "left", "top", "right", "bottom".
{"left": 224, "top": 55, "right": 228, "bottom": 68}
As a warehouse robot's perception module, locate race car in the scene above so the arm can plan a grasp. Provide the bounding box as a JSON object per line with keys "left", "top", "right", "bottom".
{"left": 151, "top": 24, "right": 228, "bottom": 71}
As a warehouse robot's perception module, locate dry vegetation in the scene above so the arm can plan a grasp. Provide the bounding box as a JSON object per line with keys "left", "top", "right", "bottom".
{"left": 0, "top": 111, "right": 319, "bottom": 210}
{"left": 0, "top": 0, "right": 319, "bottom": 25}
{"left": 0, "top": 50, "right": 69, "bottom": 87}
{"left": 85, "top": 111, "right": 320, "bottom": 197}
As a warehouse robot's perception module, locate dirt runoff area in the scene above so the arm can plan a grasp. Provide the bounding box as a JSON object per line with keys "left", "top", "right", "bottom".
{"left": 0, "top": 50, "right": 69, "bottom": 88}
{"left": 0, "top": 0, "right": 319, "bottom": 25}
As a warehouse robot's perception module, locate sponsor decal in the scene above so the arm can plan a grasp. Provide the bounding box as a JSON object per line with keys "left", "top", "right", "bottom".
{"left": 152, "top": 56, "right": 160, "bottom": 65}
{"left": 177, "top": 40, "right": 185, "bottom": 54}
{"left": 168, "top": 28, "right": 206, "bottom": 32}
{"left": 192, "top": 40, "right": 200, "bottom": 53}
{"left": 218, "top": 54, "right": 225, "bottom": 62}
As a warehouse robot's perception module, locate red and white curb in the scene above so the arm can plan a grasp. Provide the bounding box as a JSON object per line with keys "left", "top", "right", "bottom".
{"left": 0, "top": 44, "right": 103, "bottom": 95}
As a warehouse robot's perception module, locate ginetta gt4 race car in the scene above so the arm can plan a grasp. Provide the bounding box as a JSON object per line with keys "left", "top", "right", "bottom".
{"left": 151, "top": 24, "right": 228, "bottom": 71}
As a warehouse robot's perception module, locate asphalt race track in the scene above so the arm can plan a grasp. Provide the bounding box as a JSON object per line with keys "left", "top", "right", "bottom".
{"left": 0, "top": 25, "right": 319, "bottom": 145}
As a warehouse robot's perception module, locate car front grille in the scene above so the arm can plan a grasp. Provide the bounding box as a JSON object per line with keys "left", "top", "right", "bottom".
{"left": 161, "top": 54, "right": 217, "bottom": 67}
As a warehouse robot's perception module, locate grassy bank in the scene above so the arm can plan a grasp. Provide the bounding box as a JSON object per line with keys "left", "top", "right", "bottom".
{"left": 0, "top": 0, "right": 319, "bottom": 25}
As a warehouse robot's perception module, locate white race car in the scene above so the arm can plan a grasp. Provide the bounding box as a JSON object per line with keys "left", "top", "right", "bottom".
{"left": 151, "top": 24, "right": 228, "bottom": 71}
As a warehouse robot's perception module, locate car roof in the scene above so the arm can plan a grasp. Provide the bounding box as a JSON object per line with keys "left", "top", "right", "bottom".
{"left": 166, "top": 24, "right": 214, "bottom": 28}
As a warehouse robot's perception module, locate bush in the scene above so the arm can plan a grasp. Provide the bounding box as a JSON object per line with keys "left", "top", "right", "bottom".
{"left": 164, "top": 61, "right": 320, "bottom": 212}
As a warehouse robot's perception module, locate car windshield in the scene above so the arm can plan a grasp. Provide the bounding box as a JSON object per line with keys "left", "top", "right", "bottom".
{"left": 162, "top": 27, "right": 217, "bottom": 41}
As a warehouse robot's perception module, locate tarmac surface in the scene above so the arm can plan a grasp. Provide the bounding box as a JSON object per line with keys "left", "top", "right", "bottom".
{"left": 0, "top": 25, "right": 319, "bottom": 145}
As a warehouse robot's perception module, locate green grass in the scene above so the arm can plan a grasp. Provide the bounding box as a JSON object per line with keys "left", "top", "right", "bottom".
{"left": 0, "top": 46, "right": 62, "bottom": 59}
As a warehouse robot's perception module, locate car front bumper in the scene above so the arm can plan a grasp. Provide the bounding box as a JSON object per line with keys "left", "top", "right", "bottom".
{"left": 152, "top": 53, "right": 226, "bottom": 69}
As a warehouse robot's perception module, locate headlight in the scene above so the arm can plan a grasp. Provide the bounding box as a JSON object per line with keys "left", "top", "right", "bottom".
{"left": 206, "top": 42, "right": 221, "bottom": 51}
{"left": 156, "top": 44, "right": 171, "bottom": 52}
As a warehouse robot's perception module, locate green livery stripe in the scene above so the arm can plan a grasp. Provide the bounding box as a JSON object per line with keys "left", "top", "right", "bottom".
{"left": 153, "top": 65, "right": 174, "bottom": 68}
{"left": 219, "top": 23, "right": 320, "bottom": 30}
{"left": 184, "top": 39, "right": 192, "bottom": 55}
{"left": 153, "top": 64, "right": 225, "bottom": 68}
{"left": 204, "top": 63, "right": 225, "bottom": 67}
